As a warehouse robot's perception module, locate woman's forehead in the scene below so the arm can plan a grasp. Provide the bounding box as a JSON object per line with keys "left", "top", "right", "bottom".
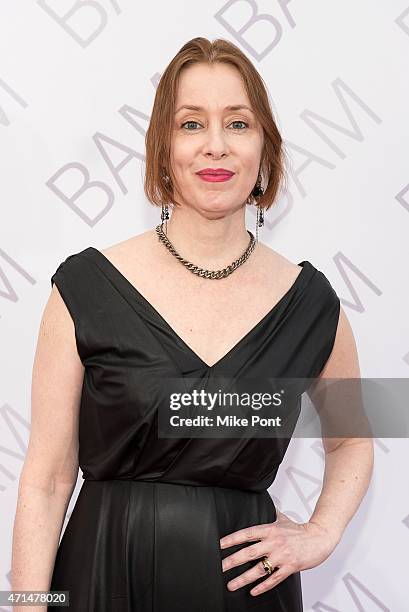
{"left": 176, "top": 63, "right": 248, "bottom": 96}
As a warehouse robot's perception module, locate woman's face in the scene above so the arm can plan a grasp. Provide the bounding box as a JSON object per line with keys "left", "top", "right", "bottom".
{"left": 170, "top": 62, "right": 264, "bottom": 216}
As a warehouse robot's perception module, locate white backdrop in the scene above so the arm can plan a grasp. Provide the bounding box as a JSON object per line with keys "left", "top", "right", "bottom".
{"left": 1, "top": 1, "right": 409, "bottom": 610}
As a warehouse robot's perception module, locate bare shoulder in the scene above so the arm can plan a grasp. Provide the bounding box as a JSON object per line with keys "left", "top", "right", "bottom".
{"left": 256, "top": 242, "right": 360, "bottom": 379}
{"left": 255, "top": 240, "right": 304, "bottom": 287}
{"left": 98, "top": 229, "right": 158, "bottom": 265}
{"left": 100, "top": 230, "right": 155, "bottom": 260}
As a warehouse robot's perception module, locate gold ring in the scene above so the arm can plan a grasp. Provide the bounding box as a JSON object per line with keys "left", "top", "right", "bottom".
{"left": 261, "top": 556, "right": 274, "bottom": 575}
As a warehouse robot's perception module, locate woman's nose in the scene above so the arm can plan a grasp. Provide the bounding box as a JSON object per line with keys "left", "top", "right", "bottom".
{"left": 202, "top": 126, "right": 229, "bottom": 157}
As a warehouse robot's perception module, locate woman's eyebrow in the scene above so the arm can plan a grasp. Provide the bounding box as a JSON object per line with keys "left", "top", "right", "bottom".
{"left": 174, "top": 104, "right": 254, "bottom": 114}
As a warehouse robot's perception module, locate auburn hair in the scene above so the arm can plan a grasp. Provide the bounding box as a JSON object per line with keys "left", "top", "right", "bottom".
{"left": 144, "top": 36, "right": 288, "bottom": 211}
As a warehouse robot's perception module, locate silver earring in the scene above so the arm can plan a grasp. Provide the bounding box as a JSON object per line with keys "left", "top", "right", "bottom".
{"left": 161, "top": 203, "right": 170, "bottom": 234}
{"left": 251, "top": 171, "right": 264, "bottom": 242}
{"left": 160, "top": 172, "right": 171, "bottom": 234}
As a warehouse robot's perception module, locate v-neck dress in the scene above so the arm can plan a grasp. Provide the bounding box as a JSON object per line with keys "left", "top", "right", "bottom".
{"left": 48, "top": 247, "right": 340, "bottom": 612}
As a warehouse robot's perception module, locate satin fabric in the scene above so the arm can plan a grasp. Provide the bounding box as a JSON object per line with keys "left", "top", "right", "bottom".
{"left": 48, "top": 247, "right": 340, "bottom": 611}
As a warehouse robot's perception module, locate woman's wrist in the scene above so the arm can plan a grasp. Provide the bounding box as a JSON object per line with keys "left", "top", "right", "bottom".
{"left": 306, "top": 517, "right": 344, "bottom": 549}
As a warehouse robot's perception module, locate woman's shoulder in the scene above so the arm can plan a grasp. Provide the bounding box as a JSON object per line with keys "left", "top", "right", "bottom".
{"left": 50, "top": 231, "right": 153, "bottom": 292}
{"left": 97, "top": 229, "right": 155, "bottom": 261}
{"left": 256, "top": 241, "right": 341, "bottom": 315}
{"left": 93, "top": 230, "right": 156, "bottom": 270}
{"left": 255, "top": 241, "right": 306, "bottom": 287}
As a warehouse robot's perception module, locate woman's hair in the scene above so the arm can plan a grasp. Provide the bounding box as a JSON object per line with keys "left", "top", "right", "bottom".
{"left": 144, "top": 37, "right": 288, "bottom": 211}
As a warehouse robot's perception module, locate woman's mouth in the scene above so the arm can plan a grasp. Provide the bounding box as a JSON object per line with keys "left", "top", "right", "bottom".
{"left": 196, "top": 169, "right": 234, "bottom": 183}
{"left": 196, "top": 172, "right": 235, "bottom": 183}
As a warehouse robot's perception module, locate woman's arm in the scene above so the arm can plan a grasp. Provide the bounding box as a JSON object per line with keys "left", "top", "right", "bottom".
{"left": 307, "top": 305, "right": 374, "bottom": 546}
{"left": 219, "top": 305, "right": 374, "bottom": 597}
{"left": 11, "top": 284, "right": 84, "bottom": 611}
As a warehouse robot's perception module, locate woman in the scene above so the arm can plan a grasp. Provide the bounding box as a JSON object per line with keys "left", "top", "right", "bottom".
{"left": 12, "top": 37, "right": 374, "bottom": 611}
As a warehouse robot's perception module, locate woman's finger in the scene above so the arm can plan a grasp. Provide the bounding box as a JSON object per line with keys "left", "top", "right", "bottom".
{"left": 220, "top": 522, "right": 273, "bottom": 549}
{"left": 222, "top": 541, "right": 268, "bottom": 572}
{"left": 249, "top": 567, "right": 289, "bottom": 596}
{"left": 226, "top": 556, "right": 281, "bottom": 592}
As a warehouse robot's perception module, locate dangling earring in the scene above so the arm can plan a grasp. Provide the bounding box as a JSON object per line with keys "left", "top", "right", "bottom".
{"left": 161, "top": 202, "right": 170, "bottom": 234}
{"left": 251, "top": 171, "right": 264, "bottom": 242}
{"left": 161, "top": 172, "right": 170, "bottom": 234}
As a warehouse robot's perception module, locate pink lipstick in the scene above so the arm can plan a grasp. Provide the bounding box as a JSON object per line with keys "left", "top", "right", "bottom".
{"left": 196, "top": 168, "right": 235, "bottom": 183}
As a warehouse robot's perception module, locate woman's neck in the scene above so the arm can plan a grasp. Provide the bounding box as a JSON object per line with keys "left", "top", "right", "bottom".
{"left": 162, "top": 208, "right": 254, "bottom": 269}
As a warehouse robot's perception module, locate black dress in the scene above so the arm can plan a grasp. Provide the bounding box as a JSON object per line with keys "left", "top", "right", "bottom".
{"left": 48, "top": 247, "right": 340, "bottom": 612}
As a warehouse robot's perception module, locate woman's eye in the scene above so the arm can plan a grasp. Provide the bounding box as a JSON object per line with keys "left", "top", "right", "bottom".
{"left": 181, "top": 121, "right": 201, "bottom": 130}
{"left": 230, "top": 120, "right": 248, "bottom": 130}
{"left": 180, "top": 120, "right": 249, "bottom": 131}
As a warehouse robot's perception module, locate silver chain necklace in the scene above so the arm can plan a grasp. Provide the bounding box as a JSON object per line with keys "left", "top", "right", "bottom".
{"left": 155, "top": 224, "right": 256, "bottom": 279}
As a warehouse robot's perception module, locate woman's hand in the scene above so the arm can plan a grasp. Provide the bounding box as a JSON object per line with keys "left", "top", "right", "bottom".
{"left": 219, "top": 510, "right": 340, "bottom": 597}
